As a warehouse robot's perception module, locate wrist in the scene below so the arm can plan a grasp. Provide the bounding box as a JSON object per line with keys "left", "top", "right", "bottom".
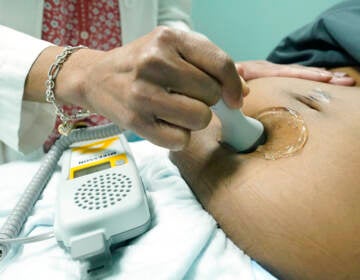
{"left": 55, "top": 47, "right": 106, "bottom": 109}
{"left": 24, "top": 45, "right": 106, "bottom": 108}
{"left": 25, "top": 46, "right": 63, "bottom": 102}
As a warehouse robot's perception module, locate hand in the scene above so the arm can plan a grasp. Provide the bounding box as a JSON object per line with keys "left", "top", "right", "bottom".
{"left": 56, "top": 27, "right": 243, "bottom": 150}
{"left": 235, "top": 60, "right": 355, "bottom": 86}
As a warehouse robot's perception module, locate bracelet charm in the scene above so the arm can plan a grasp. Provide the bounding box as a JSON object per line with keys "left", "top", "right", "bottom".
{"left": 58, "top": 121, "right": 73, "bottom": 136}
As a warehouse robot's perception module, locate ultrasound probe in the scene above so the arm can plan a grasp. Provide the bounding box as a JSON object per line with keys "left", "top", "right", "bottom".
{"left": 212, "top": 100, "right": 266, "bottom": 153}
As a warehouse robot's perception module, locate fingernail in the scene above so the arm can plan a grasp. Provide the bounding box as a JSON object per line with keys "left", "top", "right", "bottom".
{"left": 243, "top": 85, "right": 250, "bottom": 97}
{"left": 333, "top": 72, "right": 348, "bottom": 78}
{"left": 243, "top": 82, "right": 250, "bottom": 95}
{"left": 239, "top": 75, "right": 250, "bottom": 97}
{"left": 329, "top": 76, "right": 356, "bottom": 86}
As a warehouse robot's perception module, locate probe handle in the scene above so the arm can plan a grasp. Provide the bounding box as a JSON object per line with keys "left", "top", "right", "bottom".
{"left": 212, "top": 100, "right": 265, "bottom": 153}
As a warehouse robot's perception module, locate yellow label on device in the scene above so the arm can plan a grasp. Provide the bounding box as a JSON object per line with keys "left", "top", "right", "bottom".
{"left": 69, "top": 136, "right": 128, "bottom": 179}
{"left": 71, "top": 136, "right": 119, "bottom": 154}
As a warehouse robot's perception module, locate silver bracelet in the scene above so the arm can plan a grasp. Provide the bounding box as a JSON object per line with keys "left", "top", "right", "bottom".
{"left": 45, "top": 45, "right": 92, "bottom": 136}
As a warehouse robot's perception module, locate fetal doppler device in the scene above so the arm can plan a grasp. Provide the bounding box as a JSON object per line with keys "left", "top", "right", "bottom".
{"left": 0, "top": 124, "right": 151, "bottom": 272}
{"left": 55, "top": 132, "right": 151, "bottom": 270}
{"left": 0, "top": 99, "right": 264, "bottom": 273}
{"left": 212, "top": 100, "right": 266, "bottom": 153}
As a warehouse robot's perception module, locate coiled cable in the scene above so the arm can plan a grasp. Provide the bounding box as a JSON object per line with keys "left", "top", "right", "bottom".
{"left": 0, "top": 124, "right": 123, "bottom": 261}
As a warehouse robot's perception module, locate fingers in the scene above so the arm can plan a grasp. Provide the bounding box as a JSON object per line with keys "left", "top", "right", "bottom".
{"left": 151, "top": 57, "right": 222, "bottom": 107}
{"left": 138, "top": 119, "right": 191, "bottom": 151}
{"left": 239, "top": 60, "right": 334, "bottom": 81}
{"left": 140, "top": 87, "right": 213, "bottom": 131}
{"left": 175, "top": 30, "right": 243, "bottom": 108}
{"left": 286, "top": 66, "right": 355, "bottom": 86}
{"left": 285, "top": 65, "right": 333, "bottom": 82}
{"left": 328, "top": 72, "right": 356, "bottom": 86}
{"left": 156, "top": 94, "right": 212, "bottom": 131}
{"left": 124, "top": 106, "right": 190, "bottom": 151}
{"left": 234, "top": 60, "right": 356, "bottom": 86}
{"left": 125, "top": 82, "right": 213, "bottom": 150}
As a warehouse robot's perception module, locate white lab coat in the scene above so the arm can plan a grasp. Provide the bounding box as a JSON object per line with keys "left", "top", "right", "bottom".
{"left": 0, "top": 0, "right": 191, "bottom": 163}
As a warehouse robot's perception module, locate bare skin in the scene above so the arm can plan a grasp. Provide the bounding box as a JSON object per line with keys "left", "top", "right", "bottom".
{"left": 331, "top": 66, "right": 360, "bottom": 86}
{"left": 235, "top": 61, "right": 356, "bottom": 87}
{"left": 24, "top": 27, "right": 243, "bottom": 151}
{"left": 24, "top": 26, "right": 354, "bottom": 151}
{"left": 170, "top": 68, "right": 360, "bottom": 280}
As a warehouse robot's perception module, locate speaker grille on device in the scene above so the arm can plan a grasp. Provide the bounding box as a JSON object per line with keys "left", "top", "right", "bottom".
{"left": 73, "top": 172, "right": 133, "bottom": 210}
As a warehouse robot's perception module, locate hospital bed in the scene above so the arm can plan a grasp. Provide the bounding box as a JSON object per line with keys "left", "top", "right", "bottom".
{"left": 0, "top": 138, "right": 277, "bottom": 280}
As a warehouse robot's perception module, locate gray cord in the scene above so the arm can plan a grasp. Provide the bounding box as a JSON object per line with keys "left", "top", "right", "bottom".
{"left": 0, "top": 124, "right": 123, "bottom": 261}
{"left": 0, "top": 231, "right": 54, "bottom": 244}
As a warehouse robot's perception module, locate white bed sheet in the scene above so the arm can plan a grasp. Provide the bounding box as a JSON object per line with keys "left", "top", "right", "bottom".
{"left": 0, "top": 140, "right": 277, "bottom": 280}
